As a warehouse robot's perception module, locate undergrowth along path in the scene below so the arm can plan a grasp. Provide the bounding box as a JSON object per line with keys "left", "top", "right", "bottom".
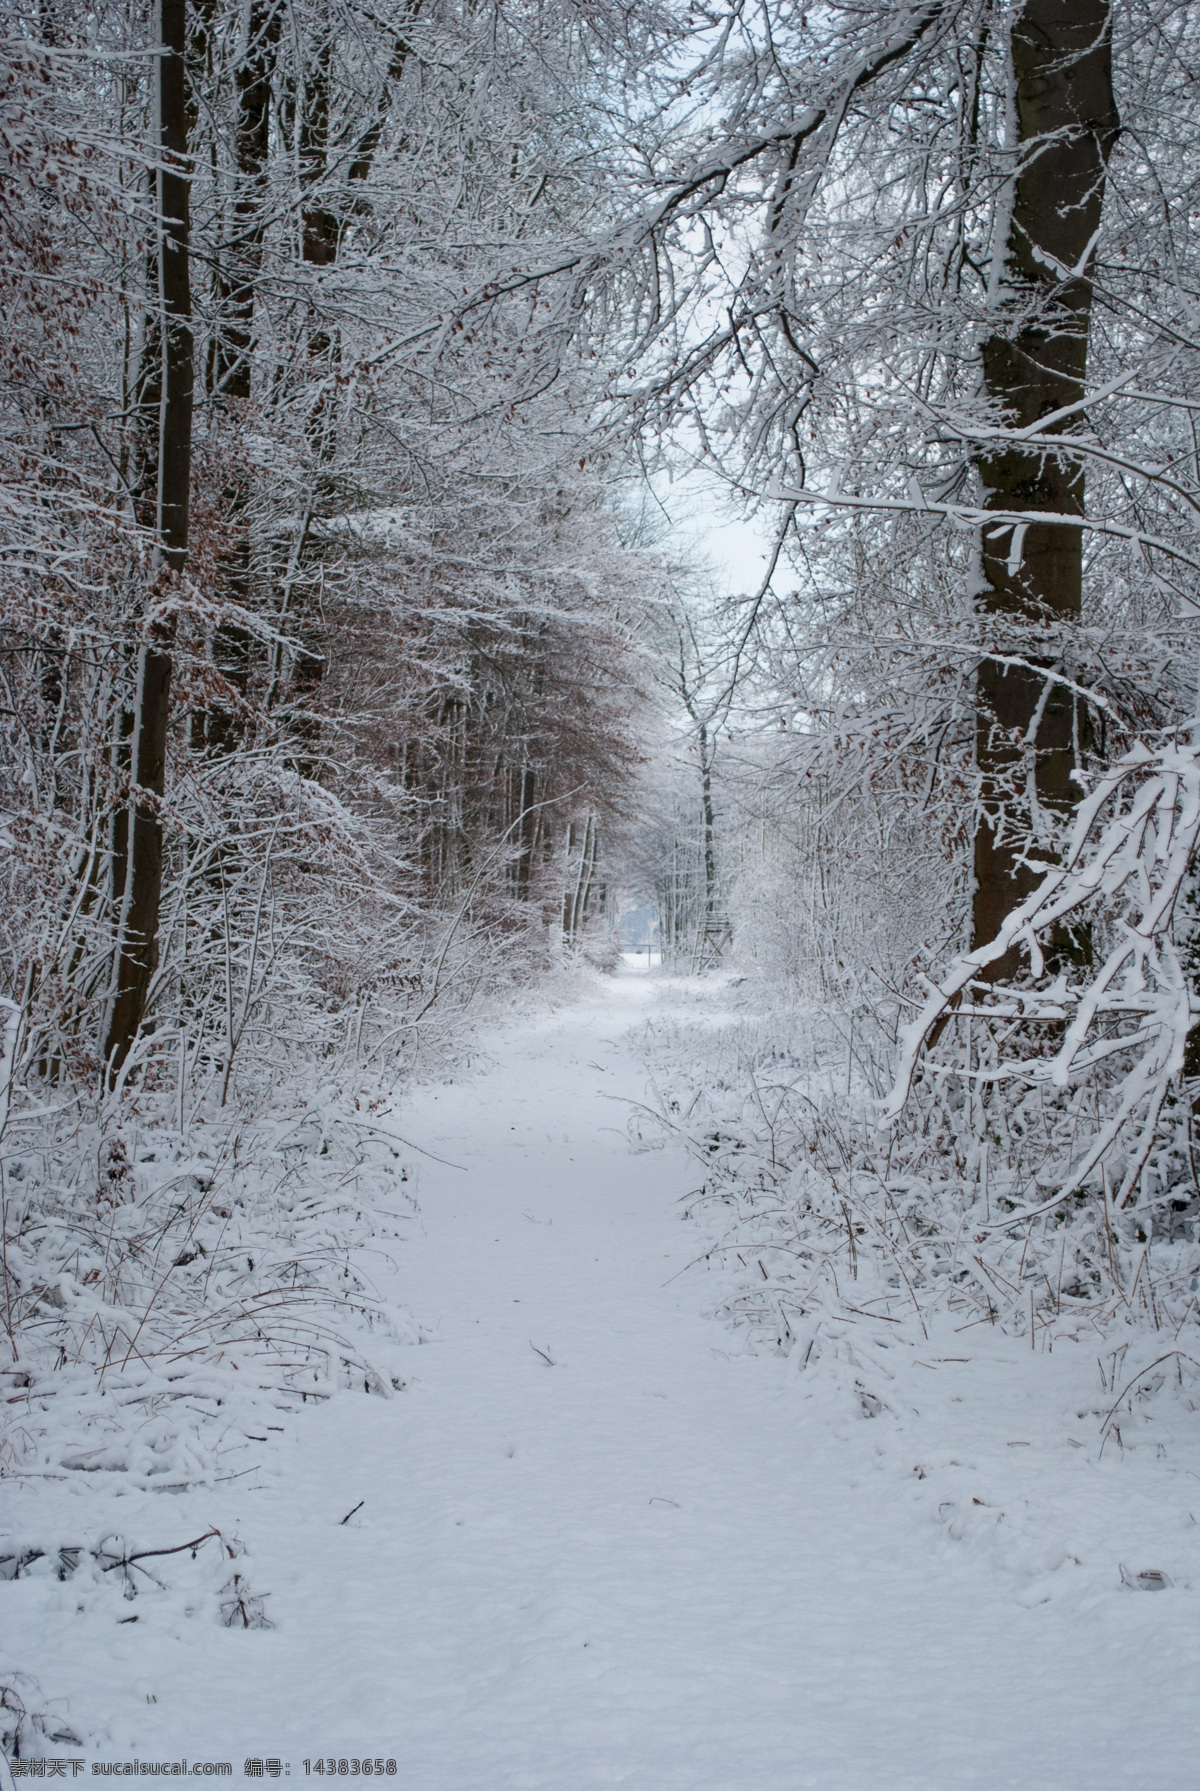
{"left": 6, "top": 965, "right": 1197, "bottom": 1788}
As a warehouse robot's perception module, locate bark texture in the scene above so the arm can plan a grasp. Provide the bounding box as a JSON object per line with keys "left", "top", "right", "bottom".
{"left": 105, "top": 0, "right": 192, "bottom": 1073}
{"left": 193, "top": 0, "right": 280, "bottom": 756}
{"left": 972, "top": 0, "right": 1119, "bottom": 972}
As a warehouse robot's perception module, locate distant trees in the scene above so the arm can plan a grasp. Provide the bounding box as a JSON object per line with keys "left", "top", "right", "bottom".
{"left": 630, "top": 590, "right": 731, "bottom": 970}
{"left": 328, "top": 483, "right": 648, "bottom": 944}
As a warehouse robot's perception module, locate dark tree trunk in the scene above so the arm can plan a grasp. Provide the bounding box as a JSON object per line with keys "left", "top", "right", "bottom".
{"left": 695, "top": 719, "right": 727, "bottom": 965}
{"left": 301, "top": 37, "right": 339, "bottom": 274}
{"left": 215, "top": 0, "right": 278, "bottom": 404}
{"left": 105, "top": 0, "right": 193, "bottom": 1075}
{"left": 698, "top": 721, "right": 717, "bottom": 925}
{"left": 194, "top": 0, "right": 280, "bottom": 756}
{"left": 271, "top": 35, "right": 338, "bottom": 751}
{"left": 283, "top": 19, "right": 420, "bottom": 742}
{"left": 516, "top": 763, "right": 538, "bottom": 899}
{"left": 972, "top": 0, "right": 1119, "bottom": 974}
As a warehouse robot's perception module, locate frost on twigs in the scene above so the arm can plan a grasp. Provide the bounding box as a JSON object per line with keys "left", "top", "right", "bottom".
{"left": 0, "top": 1526, "right": 273, "bottom": 1670}
{"left": 218, "top": 1571, "right": 272, "bottom": 1630}
{"left": 0, "top": 1672, "right": 81, "bottom": 1758}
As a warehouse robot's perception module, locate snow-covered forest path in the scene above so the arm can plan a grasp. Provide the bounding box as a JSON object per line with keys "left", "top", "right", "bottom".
{"left": 12, "top": 967, "right": 1196, "bottom": 1787}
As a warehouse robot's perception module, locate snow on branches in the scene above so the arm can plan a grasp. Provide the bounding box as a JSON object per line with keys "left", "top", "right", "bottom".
{"left": 885, "top": 730, "right": 1200, "bottom": 1218}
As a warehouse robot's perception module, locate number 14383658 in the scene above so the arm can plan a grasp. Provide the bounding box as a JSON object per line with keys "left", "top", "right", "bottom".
{"left": 302, "top": 1764, "right": 396, "bottom": 1777}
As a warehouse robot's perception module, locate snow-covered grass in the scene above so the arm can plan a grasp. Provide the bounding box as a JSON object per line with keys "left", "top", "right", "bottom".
{"left": 634, "top": 965, "right": 1200, "bottom": 1364}
{"left": 1, "top": 1085, "right": 423, "bottom": 1484}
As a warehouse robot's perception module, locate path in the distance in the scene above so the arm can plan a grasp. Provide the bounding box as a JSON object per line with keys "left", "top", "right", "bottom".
{"left": 55, "top": 967, "right": 1179, "bottom": 1788}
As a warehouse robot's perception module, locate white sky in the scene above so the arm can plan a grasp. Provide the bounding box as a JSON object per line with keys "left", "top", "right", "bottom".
{"left": 648, "top": 469, "right": 777, "bottom": 600}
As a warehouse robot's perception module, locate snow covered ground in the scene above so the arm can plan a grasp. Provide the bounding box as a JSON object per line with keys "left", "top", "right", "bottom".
{"left": 4, "top": 964, "right": 1200, "bottom": 1788}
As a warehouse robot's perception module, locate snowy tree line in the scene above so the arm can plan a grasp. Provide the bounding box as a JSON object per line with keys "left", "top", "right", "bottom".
{"left": 0, "top": 0, "right": 659, "bottom": 1099}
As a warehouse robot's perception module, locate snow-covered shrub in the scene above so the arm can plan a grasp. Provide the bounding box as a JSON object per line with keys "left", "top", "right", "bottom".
{"left": 639, "top": 985, "right": 1200, "bottom": 1368}
{"left": 0, "top": 1078, "right": 423, "bottom": 1485}
{"left": 0, "top": 1671, "right": 81, "bottom": 1760}
{"left": 638, "top": 732, "right": 1200, "bottom": 1369}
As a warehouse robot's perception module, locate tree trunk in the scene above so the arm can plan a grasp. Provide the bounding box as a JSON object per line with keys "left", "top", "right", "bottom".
{"left": 972, "top": 0, "right": 1119, "bottom": 973}
{"left": 216, "top": 0, "right": 278, "bottom": 404}
{"left": 283, "top": 18, "right": 421, "bottom": 745}
{"left": 105, "top": 0, "right": 193, "bottom": 1075}
{"left": 194, "top": 0, "right": 280, "bottom": 756}
{"left": 516, "top": 763, "right": 538, "bottom": 900}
